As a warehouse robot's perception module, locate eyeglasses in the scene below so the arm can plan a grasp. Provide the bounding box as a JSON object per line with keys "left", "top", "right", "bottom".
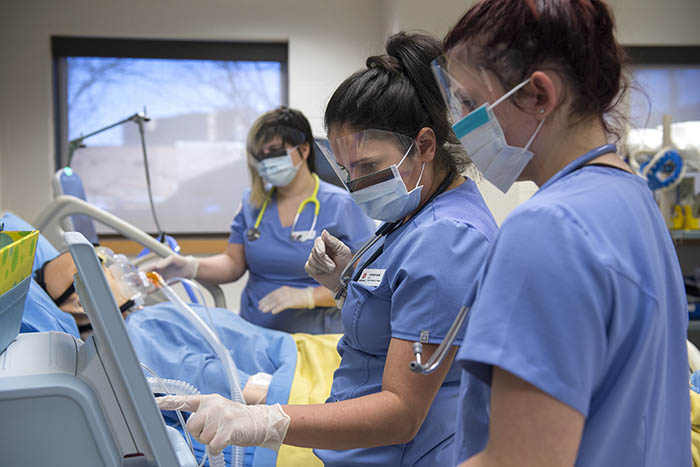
{"left": 253, "top": 147, "right": 288, "bottom": 161}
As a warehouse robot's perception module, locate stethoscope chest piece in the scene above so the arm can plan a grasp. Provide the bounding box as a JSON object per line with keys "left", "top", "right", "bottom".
{"left": 247, "top": 227, "right": 261, "bottom": 241}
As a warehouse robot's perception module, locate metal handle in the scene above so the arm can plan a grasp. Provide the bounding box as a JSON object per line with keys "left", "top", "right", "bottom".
{"left": 410, "top": 305, "right": 470, "bottom": 374}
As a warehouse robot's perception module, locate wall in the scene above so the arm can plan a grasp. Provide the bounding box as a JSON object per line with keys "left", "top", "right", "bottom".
{"left": 0, "top": 0, "right": 385, "bottom": 221}
{"left": 610, "top": 0, "right": 700, "bottom": 45}
{"left": 1, "top": 0, "right": 700, "bottom": 224}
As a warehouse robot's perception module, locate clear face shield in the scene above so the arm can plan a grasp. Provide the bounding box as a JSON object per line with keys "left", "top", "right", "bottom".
{"left": 318, "top": 129, "right": 421, "bottom": 191}
{"left": 317, "top": 129, "right": 425, "bottom": 222}
{"left": 432, "top": 45, "right": 524, "bottom": 119}
{"left": 432, "top": 46, "right": 545, "bottom": 192}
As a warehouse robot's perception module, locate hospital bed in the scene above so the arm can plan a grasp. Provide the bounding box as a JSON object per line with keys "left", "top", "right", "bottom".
{"left": 33, "top": 194, "right": 226, "bottom": 309}
{"left": 0, "top": 211, "right": 300, "bottom": 466}
{"left": 51, "top": 167, "right": 100, "bottom": 245}
{"left": 0, "top": 232, "right": 197, "bottom": 467}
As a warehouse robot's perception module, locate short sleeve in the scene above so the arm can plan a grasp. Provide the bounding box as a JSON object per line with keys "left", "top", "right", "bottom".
{"left": 388, "top": 219, "right": 491, "bottom": 344}
{"left": 330, "top": 195, "right": 376, "bottom": 252}
{"left": 228, "top": 192, "right": 250, "bottom": 244}
{"left": 458, "top": 206, "right": 610, "bottom": 416}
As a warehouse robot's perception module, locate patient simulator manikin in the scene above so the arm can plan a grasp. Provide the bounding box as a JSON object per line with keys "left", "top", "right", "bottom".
{"left": 28, "top": 246, "right": 272, "bottom": 466}
{"left": 34, "top": 248, "right": 272, "bottom": 407}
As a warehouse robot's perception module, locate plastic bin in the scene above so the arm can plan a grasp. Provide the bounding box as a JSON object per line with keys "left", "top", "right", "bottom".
{"left": 0, "top": 230, "right": 38, "bottom": 353}
{"left": 0, "top": 276, "right": 31, "bottom": 354}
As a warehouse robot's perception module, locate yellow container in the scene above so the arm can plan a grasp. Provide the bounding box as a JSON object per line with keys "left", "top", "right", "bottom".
{"left": 685, "top": 205, "right": 700, "bottom": 230}
{"left": 0, "top": 230, "right": 39, "bottom": 296}
{"left": 673, "top": 205, "right": 685, "bottom": 230}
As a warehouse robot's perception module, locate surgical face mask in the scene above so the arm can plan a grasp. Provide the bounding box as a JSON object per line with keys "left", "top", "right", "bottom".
{"left": 452, "top": 78, "right": 545, "bottom": 193}
{"left": 256, "top": 147, "right": 302, "bottom": 187}
{"left": 349, "top": 143, "right": 425, "bottom": 222}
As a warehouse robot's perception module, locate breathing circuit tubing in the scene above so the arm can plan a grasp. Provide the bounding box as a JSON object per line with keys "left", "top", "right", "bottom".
{"left": 142, "top": 364, "right": 227, "bottom": 467}
{"left": 145, "top": 271, "right": 244, "bottom": 467}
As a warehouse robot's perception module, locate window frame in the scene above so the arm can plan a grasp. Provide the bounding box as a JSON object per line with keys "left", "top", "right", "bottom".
{"left": 625, "top": 46, "right": 700, "bottom": 66}
{"left": 51, "top": 36, "right": 289, "bottom": 169}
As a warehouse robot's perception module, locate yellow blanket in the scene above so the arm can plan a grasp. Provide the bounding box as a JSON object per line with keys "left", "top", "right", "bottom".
{"left": 276, "top": 333, "right": 342, "bottom": 467}
{"left": 691, "top": 389, "right": 700, "bottom": 466}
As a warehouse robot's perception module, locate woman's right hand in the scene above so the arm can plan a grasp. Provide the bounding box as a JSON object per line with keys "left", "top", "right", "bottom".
{"left": 141, "top": 254, "right": 199, "bottom": 282}
{"left": 305, "top": 230, "right": 352, "bottom": 293}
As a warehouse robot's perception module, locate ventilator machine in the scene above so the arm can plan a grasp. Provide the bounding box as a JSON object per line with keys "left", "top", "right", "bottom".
{"left": 0, "top": 233, "right": 198, "bottom": 467}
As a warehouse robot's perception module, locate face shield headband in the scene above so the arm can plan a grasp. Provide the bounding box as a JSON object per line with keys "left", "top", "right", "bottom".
{"left": 432, "top": 49, "right": 545, "bottom": 192}
{"left": 317, "top": 130, "right": 426, "bottom": 222}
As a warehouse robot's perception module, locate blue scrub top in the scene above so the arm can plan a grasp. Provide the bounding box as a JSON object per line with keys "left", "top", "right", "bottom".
{"left": 229, "top": 179, "right": 375, "bottom": 334}
{"left": 315, "top": 179, "right": 498, "bottom": 466}
{"left": 455, "top": 149, "right": 691, "bottom": 466}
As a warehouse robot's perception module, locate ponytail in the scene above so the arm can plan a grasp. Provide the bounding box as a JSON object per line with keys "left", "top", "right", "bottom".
{"left": 325, "top": 32, "right": 469, "bottom": 175}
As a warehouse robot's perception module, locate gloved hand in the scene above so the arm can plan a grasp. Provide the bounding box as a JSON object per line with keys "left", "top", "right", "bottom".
{"left": 141, "top": 254, "right": 199, "bottom": 282}
{"left": 304, "top": 230, "right": 352, "bottom": 293}
{"left": 258, "top": 286, "right": 314, "bottom": 314}
{"left": 156, "top": 394, "right": 290, "bottom": 455}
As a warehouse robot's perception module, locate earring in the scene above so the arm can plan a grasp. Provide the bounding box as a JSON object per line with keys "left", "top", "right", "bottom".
{"left": 539, "top": 108, "right": 545, "bottom": 114}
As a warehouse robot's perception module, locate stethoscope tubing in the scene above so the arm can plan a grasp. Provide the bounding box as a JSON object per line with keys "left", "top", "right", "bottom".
{"left": 247, "top": 174, "right": 321, "bottom": 242}
{"left": 410, "top": 143, "right": 620, "bottom": 374}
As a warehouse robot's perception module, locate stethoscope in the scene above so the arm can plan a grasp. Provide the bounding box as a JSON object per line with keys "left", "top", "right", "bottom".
{"left": 335, "top": 173, "right": 455, "bottom": 303}
{"left": 409, "top": 143, "right": 618, "bottom": 374}
{"left": 247, "top": 173, "right": 321, "bottom": 242}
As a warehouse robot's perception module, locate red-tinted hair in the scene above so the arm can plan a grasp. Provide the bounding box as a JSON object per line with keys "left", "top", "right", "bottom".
{"left": 444, "top": 0, "right": 629, "bottom": 138}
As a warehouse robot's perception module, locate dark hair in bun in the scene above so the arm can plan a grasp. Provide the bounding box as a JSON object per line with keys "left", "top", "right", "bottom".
{"left": 325, "top": 32, "right": 469, "bottom": 176}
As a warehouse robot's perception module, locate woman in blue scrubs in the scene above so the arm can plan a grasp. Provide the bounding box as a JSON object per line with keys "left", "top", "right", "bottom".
{"left": 148, "top": 107, "right": 374, "bottom": 334}
{"left": 435, "top": 1, "right": 690, "bottom": 465}
{"left": 157, "top": 32, "right": 498, "bottom": 465}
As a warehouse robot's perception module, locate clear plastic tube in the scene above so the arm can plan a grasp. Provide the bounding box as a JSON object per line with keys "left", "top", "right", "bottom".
{"left": 151, "top": 277, "right": 245, "bottom": 467}
{"left": 157, "top": 282, "right": 243, "bottom": 402}
{"left": 141, "top": 364, "right": 194, "bottom": 455}
{"left": 147, "top": 376, "right": 199, "bottom": 397}
{"left": 166, "top": 277, "right": 207, "bottom": 305}
{"left": 208, "top": 448, "right": 225, "bottom": 467}
{"left": 166, "top": 277, "right": 216, "bottom": 331}
{"left": 145, "top": 374, "right": 228, "bottom": 467}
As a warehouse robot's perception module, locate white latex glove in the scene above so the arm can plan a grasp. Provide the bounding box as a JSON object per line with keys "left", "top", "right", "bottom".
{"left": 141, "top": 254, "right": 199, "bottom": 282}
{"left": 258, "top": 286, "right": 314, "bottom": 314}
{"left": 304, "top": 230, "right": 352, "bottom": 293}
{"left": 156, "top": 394, "right": 290, "bottom": 455}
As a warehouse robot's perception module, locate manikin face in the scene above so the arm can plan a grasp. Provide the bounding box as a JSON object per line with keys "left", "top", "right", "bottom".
{"left": 41, "top": 252, "right": 132, "bottom": 337}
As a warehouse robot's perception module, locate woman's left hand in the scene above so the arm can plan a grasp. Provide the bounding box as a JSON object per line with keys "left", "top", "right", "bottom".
{"left": 259, "top": 286, "right": 315, "bottom": 314}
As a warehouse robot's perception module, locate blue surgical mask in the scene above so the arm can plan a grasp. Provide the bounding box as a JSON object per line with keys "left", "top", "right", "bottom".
{"left": 256, "top": 147, "right": 302, "bottom": 187}
{"left": 452, "top": 78, "right": 545, "bottom": 193}
{"left": 350, "top": 143, "right": 425, "bottom": 222}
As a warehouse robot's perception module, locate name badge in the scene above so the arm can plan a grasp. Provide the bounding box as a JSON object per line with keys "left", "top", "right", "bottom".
{"left": 291, "top": 230, "right": 316, "bottom": 242}
{"left": 357, "top": 268, "right": 385, "bottom": 287}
